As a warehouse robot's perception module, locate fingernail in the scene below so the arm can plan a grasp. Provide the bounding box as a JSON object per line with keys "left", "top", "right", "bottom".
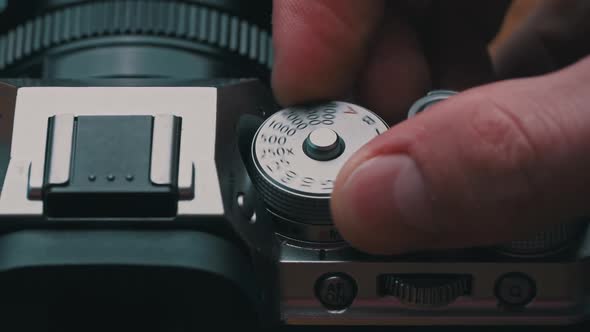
{"left": 341, "top": 155, "right": 434, "bottom": 233}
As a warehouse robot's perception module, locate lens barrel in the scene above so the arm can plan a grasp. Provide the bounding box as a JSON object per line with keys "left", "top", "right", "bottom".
{"left": 0, "top": 0, "right": 272, "bottom": 80}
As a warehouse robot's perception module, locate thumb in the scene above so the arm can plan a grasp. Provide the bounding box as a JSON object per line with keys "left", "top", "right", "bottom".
{"left": 331, "top": 56, "right": 590, "bottom": 255}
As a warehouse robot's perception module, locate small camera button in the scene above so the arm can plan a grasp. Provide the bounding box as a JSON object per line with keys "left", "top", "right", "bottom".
{"left": 495, "top": 273, "right": 537, "bottom": 308}
{"left": 315, "top": 273, "right": 357, "bottom": 312}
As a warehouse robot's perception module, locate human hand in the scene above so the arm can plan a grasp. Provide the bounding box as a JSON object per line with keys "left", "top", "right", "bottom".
{"left": 271, "top": 0, "right": 590, "bottom": 255}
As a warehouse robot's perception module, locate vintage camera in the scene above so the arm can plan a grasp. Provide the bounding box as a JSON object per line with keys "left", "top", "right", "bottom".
{"left": 0, "top": 1, "right": 589, "bottom": 330}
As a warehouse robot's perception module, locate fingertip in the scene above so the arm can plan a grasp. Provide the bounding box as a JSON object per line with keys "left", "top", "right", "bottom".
{"left": 271, "top": 0, "right": 385, "bottom": 106}
{"left": 357, "top": 14, "right": 432, "bottom": 124}
{"left": 270, "top": 57, "right": 348, "bottom": 107}
{"left": 331, "top": 154, "right": 438, "bottom": 255}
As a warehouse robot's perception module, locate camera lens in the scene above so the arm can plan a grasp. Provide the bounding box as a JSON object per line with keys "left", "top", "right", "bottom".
{"left": 0, "top": 0, "right": 272, "bottom": 81}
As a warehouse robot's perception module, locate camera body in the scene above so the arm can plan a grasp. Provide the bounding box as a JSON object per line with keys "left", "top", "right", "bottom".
{"left": 0, "top": 79, "right": 588, "bottom": 329}
{"left": 0, "top": 0, "right": 589, "bottom": 329}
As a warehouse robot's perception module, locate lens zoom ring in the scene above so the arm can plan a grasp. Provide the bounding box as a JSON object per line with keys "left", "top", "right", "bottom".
{"left": 0, "top": 0, "right": 273, "bottom": 71}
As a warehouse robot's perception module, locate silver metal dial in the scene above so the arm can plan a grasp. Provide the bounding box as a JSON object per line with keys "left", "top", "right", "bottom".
{"left": 251, "top": 101, "right": 389, "bottom": 237}
{"left": 497, "top": 222, "right": 585, "bottom": 257}
{"left": 407, "top": 90, "right": 457, "bottom": 118}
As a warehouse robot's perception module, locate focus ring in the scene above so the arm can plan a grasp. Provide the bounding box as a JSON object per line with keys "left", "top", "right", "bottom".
{"left": 0, "top": 0, "right": 273, "bottom": 71}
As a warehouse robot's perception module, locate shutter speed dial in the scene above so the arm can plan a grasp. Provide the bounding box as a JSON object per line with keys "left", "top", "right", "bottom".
{"left": 251, "top": 102, "right": 389, "bottom": 244}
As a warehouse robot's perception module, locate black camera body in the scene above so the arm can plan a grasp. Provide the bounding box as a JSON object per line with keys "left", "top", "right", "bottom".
{"left": 0, "top": 79, "right": 589, "bottom": 330}
{"left": 0, "top": 78, "right": 282, "bottom": 329}
{"left": 0, "top": 0, "right": 589, "bottom": 330}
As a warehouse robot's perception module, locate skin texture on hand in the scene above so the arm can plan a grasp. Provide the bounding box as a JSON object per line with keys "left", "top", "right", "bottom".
{"left": 272, "top": 0, "right": 590, "bottom": 255}
{"left": 332, "top": 58, "right": 590, "bottom": 254}
{"left": 272, "top": 0, "right": 510, "bottom": 124}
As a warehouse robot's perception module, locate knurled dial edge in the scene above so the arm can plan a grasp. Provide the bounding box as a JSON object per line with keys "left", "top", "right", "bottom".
{"left": 251, "top": 101, "right": 389, "bottom": 226}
